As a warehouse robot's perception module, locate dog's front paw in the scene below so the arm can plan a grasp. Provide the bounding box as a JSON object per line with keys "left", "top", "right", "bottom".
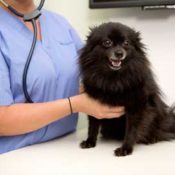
{"left": 114, "top": 146, "right": 133, "bottom": 157}
{"left": 80, "top": 140, "right": 96, "bottom": 149}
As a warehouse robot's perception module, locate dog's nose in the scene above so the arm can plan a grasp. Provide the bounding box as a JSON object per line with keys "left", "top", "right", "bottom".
{"left": 114, "top": 50, "right": 124, "bottom": 59}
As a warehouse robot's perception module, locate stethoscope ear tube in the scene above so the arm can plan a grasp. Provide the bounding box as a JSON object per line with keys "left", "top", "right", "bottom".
{"left": 0, "top": 0, "right": 8, "bottom": 7}
{"left": 0, "top": 0, "right": 45, "bottom": 103}
{"left": 8, "top": 6, "right": 24, "bottom": 17}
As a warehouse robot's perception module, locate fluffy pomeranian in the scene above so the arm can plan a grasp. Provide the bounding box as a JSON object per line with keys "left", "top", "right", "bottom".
{"left": 79, "top": 22, "right": 175, "bottom": 157}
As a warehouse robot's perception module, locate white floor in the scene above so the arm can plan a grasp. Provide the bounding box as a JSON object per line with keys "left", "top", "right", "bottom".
{"left": 0, "top": 128, "right": 175, "bottom": 175}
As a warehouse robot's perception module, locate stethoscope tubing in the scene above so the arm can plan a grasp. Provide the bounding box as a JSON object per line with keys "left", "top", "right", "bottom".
{"left": 22, "top": 19, "right": 37, "bottom": 103}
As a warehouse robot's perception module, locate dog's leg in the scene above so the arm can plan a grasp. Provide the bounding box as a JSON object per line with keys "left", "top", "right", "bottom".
{"left": 114, "top": 114, "right": 141, "bottom": 157}
{"left": 80, "top": 116, "right": 100, "bottom": 149}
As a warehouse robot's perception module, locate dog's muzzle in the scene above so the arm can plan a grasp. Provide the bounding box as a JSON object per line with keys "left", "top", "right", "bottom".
{"left": 108, "top": 48, "right": 127, "bottom": 71}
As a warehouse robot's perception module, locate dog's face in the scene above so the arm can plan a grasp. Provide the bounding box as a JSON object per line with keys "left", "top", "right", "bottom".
{"left": 102, "top": 35, "right": 128, "bottom": 71}
{"left": 81, "top": 22, "right": 145, "bottom": 73}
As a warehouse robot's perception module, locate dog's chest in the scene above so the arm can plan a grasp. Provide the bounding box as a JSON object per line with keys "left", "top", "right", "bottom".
{"left": 84, "top": 78, "right": 142, "bottom": 106}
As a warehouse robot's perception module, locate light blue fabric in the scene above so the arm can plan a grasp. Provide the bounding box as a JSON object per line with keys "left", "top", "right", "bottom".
{"left": 0, "top": 7, "right": 83, "bottom": 154}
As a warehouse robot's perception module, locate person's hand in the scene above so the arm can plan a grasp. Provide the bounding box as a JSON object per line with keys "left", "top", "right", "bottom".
{"left": 79, "top": 83, "right": 85, "bottom": 94}
{"left": 70, "top": 93, "right": 125, "bottom": 119}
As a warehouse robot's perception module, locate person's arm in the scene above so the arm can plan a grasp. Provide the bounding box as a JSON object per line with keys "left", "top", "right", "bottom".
{"left": 0, "top": 98, "right": 71, "bottom": 136}
{"left": 0, "top": 93, "right": 125, "bottom": 136}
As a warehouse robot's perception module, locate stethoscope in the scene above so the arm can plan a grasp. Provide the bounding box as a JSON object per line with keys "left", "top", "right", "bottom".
{"left": 0, "top": 0, "right": 45, "bottom": 103}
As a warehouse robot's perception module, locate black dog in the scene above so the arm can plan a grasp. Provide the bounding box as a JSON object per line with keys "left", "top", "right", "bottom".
{"left": 79, "top": 22, "right": 175, "bottom": 157}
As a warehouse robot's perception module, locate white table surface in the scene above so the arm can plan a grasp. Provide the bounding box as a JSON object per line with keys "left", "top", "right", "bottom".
{"left": 0, "top": 128, "right": 175, "bottom": 175}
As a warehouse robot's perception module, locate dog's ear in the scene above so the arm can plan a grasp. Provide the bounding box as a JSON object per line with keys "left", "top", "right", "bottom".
{"left": 82, "top": 26, "right": 99, "bottom": 52}
{"left": 79, "top": 27, "right": 97, "bottom": 58}
{"left": 133, "top": 31, "right": 146, "bottom": 54}
{"left": 87, "top": 26, "right": 97, "bottom": 41}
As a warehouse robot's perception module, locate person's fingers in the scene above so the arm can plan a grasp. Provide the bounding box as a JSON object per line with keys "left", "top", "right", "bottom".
{"left": 96, "top": 111, "right": 125, "bottom": 119}
{"left": 106, "top": 111, "right": 125, "bottom": 119}
{"left": 79, "top": 84, "right": 85, "bottom": 94}
{"left": 116, "top": 111, "right": 125, "bottom": 117}
{"left": 106, "top": 106, "right": 125, "bottom": 113}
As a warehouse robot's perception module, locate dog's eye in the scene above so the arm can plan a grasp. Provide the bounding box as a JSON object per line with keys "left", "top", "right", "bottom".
{"left": 123, "top": 40, "right": 129, "bottom": 46}
{"left": 102, "top": 40, "right": 113, "bottom": 48}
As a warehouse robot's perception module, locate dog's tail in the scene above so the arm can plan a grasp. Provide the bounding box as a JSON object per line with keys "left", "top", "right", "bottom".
{"left": 160, "top": 104, "right": 175, "bottom": 133}
{"left": 156, "top": 105, "right": 175, "bottom": 141}
{"left": 167, "top": 105, "right": 175, "bottom": 132}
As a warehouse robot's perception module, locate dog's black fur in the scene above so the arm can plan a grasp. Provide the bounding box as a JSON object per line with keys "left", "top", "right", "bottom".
{"left": 79, "top": 22, "right": 175, "bottom": 156}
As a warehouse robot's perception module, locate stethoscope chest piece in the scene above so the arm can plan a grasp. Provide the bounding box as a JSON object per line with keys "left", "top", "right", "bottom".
{"left": 24, "top": 10, "right": 41, "bottom": 21}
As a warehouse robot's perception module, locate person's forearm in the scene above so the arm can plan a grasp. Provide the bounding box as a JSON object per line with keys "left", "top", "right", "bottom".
{"left": 0, "top": 98, "right": 72, "bottom": 136}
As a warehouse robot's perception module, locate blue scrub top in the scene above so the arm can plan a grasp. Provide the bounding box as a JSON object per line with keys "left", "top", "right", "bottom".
{"left": 0, "top": 8, "right": 83, "bottom": 154}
